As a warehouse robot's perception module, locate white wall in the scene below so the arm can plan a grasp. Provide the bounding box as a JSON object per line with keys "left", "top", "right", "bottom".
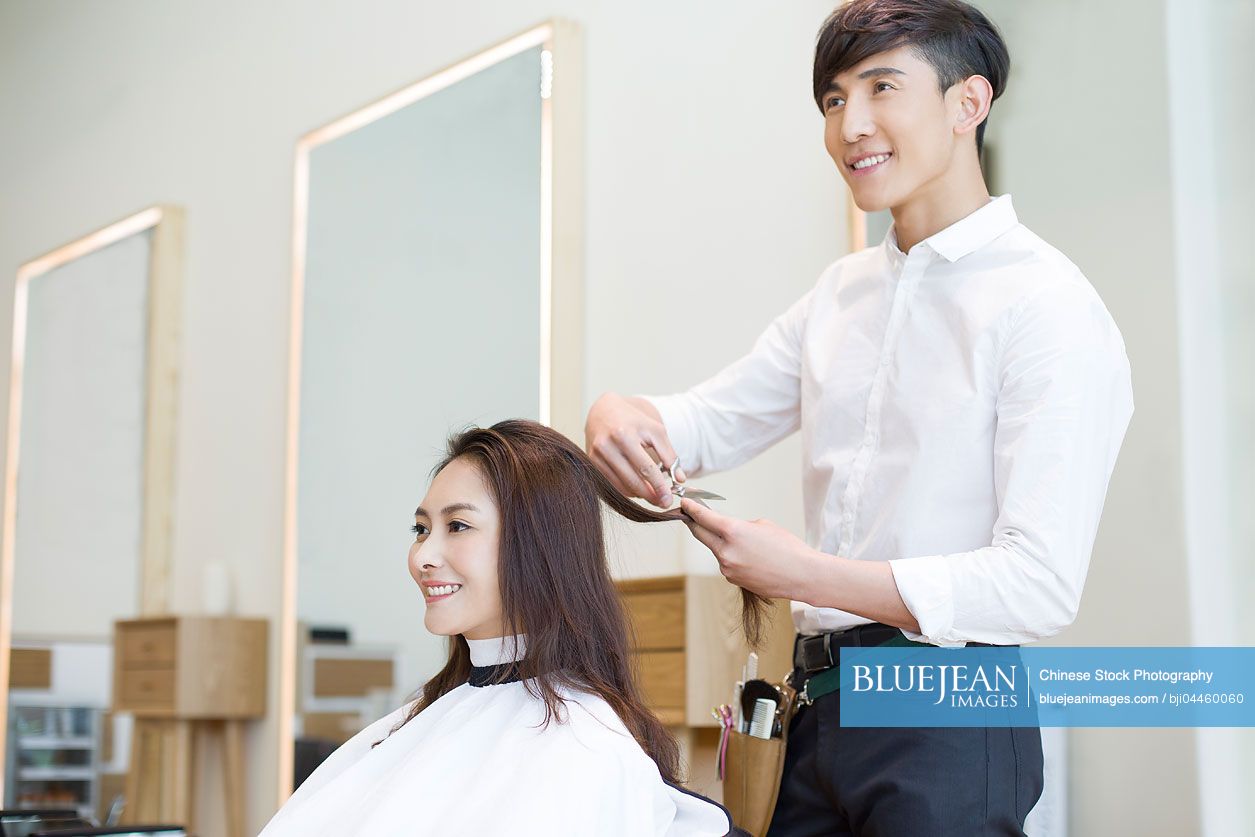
{"left": 0, "top": 2, "right": 836, "bottom": 834}
{"left": 983, "top": 1, "right": 1202, "bottom": 833}
{"left": 983, "top": 0, "right": 1253, "bottom": 834}
{"left": 1164, "top": 0, "right": 1255, "bottom": 831}
{"left": 1210, "top": 0, "right": 1255, "bottom": 820}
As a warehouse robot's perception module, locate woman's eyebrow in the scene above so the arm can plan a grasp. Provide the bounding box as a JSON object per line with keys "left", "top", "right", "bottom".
{"left": 414, "top": 502, "right": 481, "bottom": 518}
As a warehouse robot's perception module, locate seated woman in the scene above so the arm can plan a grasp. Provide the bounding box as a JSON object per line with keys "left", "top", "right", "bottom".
{"left": 261, "top": 419, "right": 740, "bottom": 836}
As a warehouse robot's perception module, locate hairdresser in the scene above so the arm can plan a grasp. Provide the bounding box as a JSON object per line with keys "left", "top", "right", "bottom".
{"left": 584, "top": 2, "right": 1133, "bottom": 834}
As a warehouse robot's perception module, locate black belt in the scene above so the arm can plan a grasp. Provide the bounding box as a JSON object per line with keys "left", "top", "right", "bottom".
{"left": 793, "top": 623, "right": 1009, "bottom": 675}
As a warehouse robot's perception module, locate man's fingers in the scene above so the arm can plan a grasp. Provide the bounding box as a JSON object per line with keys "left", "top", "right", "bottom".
{"left": 598, "top": 445, "right": 665, "bottom": 503}
{"left": 589, "top": 445, "right": 644, "bottom": 498}
{"left": 641, "top": 427, "right": 685, "bottom": 484}
{"left": 680, "top": 497, "right": 728, "bottom": 538}
{"left": 620, "top": 435, "right": 672, "bottom": 504}
{"left": 589, "top": 451, "right": 636, "bottom": 499}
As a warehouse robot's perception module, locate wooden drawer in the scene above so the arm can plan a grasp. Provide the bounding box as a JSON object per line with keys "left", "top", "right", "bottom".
{"left": 634, "top": 650, "right": 685, "bottom": 711}
{"left": 117, "top": 622, "right": 177, "bottom": 667}
{"left": 302, "top": 712, "right": 361, "bottom": 744}
{"left": 313, "top": 657, "right": 394, "bottom": 698}
{"left": 622, "top": 590, "right": 685, "bottom": 650}
{"left": 9, "top": 647, "right": 52, "bottom": 689}
{"left": 116, "top": 666, "right": 176, "bottom": 712}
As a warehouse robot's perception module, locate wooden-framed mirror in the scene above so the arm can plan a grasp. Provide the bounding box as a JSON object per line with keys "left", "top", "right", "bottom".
{"left": 276, "top": 21, "right": 583, "bottom": 799}
{"left": 0, "top": 206, "right": 184, "bottom": 815}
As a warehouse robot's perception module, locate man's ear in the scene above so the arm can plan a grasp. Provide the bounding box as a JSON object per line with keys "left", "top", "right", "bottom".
{"left": 953, "top": 74, "right": 994, "bottom": 138}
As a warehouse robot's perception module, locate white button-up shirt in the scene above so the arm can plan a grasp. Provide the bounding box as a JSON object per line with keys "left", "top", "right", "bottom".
{"left": 644, "top": 195, "right": 1133, "bottom": 646}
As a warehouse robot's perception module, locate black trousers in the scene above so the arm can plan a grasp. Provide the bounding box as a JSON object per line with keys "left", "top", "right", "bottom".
{"left": 766, "top": 666, "right": 1044, "bottom": 837}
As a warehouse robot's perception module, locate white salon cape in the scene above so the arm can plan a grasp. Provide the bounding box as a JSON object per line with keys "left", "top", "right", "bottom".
{"left": 260, "top": 636, "right": 732, "bottom": 836}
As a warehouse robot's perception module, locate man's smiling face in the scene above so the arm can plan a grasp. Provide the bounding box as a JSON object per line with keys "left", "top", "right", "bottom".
{"left": 822, "top": 45, "right": 966, "bottom": 214}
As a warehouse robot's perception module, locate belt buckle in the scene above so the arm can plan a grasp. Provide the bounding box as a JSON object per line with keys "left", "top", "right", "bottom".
{"left": 800, "top": 634, "right": 825, "bottom": 674}
{"left": 798, "top": 629, "right": 838, "bottom": 676}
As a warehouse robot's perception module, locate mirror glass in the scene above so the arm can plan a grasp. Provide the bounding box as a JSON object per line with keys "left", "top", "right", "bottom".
{"left": 4, "top": 226, "right": 157, "bottom": 822}
{"left": 290, "top": 44, "right": 546, "bottom": 782}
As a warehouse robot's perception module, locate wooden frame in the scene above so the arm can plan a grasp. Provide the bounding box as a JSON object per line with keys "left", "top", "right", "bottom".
{"left": 276, "top": 20, "right": 584, "bottom": 801}
{"left": 0, "top": 205, "right": 185, "bottom": 791}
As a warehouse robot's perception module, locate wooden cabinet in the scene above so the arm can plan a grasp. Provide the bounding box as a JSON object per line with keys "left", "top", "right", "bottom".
{"left": 616, "top": 575, "right": 794, "bottom": 728}
{"left": 113, "top": 617, "right": 267, "bottom": 720}
{"left": 296, "top": 638, "right": 399, "bottom": 746}
{"left": 112, "top": 616, "right": 267, "bottom": 837}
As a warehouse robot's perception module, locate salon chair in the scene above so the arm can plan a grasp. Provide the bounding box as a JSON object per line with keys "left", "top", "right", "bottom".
{"left": 293, "top": 737, "right": 339, "bottom": 791}
{"left": 0, "top": 810, "right": 87, "bottom": 837}
{"left": 28, "top": 827, "right": 185, "bottom": 837}
{"left": 0, "top": 812, "right": 184, "bottom": 837}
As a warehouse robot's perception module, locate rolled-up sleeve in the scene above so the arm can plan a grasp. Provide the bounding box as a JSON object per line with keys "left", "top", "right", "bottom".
{"left": 640, "top": 289, "right": 813, "bottom": 478}
{"left": 889, "top": 280, "right": 1134, "bottom": 645}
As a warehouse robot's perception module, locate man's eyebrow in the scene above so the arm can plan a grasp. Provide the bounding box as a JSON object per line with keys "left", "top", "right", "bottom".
{"left": 414, "top": 502, "right": 481, "bottom": 518}
{"left": 827, "top": 66, "right": 907, "bottom": 94}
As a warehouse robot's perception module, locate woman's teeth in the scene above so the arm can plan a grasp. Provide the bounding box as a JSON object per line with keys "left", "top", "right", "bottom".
{"left": 427, "top": 584, "right": 461, "bottom": 597}
{"left": 853, "top": 153, "right": 891, "bottom": 170}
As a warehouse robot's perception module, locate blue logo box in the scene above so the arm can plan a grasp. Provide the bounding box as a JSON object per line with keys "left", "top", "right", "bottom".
{"left": 837, "top": 647, "right": 1255, "bottom": 727}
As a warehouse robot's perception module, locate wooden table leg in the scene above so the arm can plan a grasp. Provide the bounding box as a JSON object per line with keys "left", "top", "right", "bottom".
{"left": 223, "top": 719, "right": 245, "bottom": 837}
{"left": 121, "top": 718, "right": 142, "bottom": 825}
{"left": 184, "top": 720, "right": 198, "bottom": 830}
{"left": 126, "top": 718, "right": 170, "bottom": 825}
{"left": 161, "top": 722, "right": 183, "bottom": 818}
{"left": 170, "top": 720, "right": 194, "bottom": 825}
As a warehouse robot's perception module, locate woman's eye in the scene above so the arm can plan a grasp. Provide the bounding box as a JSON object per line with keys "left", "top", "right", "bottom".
{"left": 411, "top": 523, "right": 429, "bottom": 538}
{"left": 448, "top": 520, "right": 469, "bottom": 533}
{"left": 875, "top": 82, "right": 893, "bottom": 92}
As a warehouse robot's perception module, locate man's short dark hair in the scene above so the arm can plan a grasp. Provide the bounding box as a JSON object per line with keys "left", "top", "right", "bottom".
{"left": 813, "top": 0, "right": 1010, "bottom": 153}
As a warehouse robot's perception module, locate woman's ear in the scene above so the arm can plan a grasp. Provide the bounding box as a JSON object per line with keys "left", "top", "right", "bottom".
{"left": 953, "top": 74, "right": 994, "bottom": 137}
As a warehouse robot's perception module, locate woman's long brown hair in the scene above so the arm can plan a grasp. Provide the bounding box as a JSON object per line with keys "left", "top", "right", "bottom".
{"left": 384, "top": 419, "right": 770, "bottom": 782}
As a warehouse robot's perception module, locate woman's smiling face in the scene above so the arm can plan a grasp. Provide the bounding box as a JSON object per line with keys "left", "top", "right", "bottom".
{"left": 408, "top": 457, "right": 506, "bottom": 641}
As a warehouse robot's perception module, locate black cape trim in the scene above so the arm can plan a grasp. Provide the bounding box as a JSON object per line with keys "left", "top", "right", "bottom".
{"left": 663, "top": 778, "right": 740, "bottom": 836}
{"left": 468, "top": 663, "right": 522, "bottom": 687}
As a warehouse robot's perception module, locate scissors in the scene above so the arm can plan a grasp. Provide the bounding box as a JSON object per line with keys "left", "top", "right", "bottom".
{"left": 661, "top": 458, "right": 725, "bottom": 506}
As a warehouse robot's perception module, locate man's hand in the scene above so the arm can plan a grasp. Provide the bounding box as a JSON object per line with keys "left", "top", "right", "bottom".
{"left": 679, "top": 497, "right": 818, "bottom": 600}
{"left": 682, "top": 498, "right": 922, "bottom": 632}
{"left": 585, "top": 392, "right": 685, "bottom": 508}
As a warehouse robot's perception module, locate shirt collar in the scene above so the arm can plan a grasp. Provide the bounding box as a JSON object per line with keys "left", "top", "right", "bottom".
{"left": 883, "top": 194, "right": 1018, "bottom": 264}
